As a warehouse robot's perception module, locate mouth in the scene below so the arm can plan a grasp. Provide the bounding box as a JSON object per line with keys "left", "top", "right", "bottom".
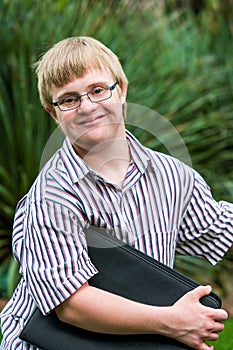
{"left": 78, "top": 114, "right": 106, "bottom": 126}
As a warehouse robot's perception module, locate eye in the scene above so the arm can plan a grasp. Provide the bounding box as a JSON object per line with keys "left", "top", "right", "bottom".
{"left": 91, "top": 87, "right": 105, "bottom": 95}
{"left": 60, "top": 95, "right": 80, "bottom": 105}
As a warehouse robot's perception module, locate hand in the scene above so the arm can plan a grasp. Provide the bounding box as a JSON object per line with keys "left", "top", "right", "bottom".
{"left": 168, "top": 285, "right": 228, "bottom": 350}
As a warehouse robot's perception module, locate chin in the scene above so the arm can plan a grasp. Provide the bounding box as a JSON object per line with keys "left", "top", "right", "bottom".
{"left": 73, "top": 131, "right": 109, "bottom": 152}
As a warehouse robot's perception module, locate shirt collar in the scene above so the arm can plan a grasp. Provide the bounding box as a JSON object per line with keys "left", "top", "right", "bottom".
{"left": 60, "top": 131, "right": 151, "bottom": 184}
{"left": 60, "top": 137, "right": 90, "bottom": 183}
{"left": 126, "top": 130, "right": 151, "bottom": 173}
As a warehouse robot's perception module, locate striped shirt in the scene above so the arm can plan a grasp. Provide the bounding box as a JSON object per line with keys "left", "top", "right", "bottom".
{"left": 1, "top": 131, "right": 233, "bottom": 350}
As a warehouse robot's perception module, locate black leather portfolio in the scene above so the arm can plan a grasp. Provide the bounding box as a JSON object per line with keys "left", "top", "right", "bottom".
{"left": 20, "top": 226, "right": 222, "bottom": 350}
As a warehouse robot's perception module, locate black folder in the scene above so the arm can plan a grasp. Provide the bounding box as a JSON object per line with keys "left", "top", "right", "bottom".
{"left": 20, "top": 226, "right": 222, "bottom": 350}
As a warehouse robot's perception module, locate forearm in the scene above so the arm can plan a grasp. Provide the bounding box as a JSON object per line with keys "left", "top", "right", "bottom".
{"left": 55, "top": 282, "right": 169, "bottom": 335}
{"left": 55, "top": 283, "right": 228, "bottom": 350}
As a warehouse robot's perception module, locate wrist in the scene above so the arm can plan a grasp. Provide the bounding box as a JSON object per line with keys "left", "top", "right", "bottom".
{"left": 154, "top": 306, "right": 177, "bottom": 338}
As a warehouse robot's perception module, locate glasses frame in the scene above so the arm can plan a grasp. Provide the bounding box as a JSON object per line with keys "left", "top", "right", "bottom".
{"left": 52, "top": 82, "right": 118, "bottom": 112}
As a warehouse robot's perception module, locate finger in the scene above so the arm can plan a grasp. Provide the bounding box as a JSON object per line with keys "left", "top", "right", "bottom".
{"left": 188, "top": 285, "right": 212, "bottom": 302}
{"left": 213, "top": 321, "right": 225, "bottom": 333}
{"left": 198, "top": 343, "right": 214, "bottom": 350}
{"left": 215, "top": 309, "right": 228, "bottom": 321}
{"left": 207, "top": 308, "right": 228, "bottom": 322}
{"left": 208, "top": 332, "right": 219, "bottom": 342}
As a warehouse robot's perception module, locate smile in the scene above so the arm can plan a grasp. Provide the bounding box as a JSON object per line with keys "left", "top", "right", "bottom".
{"left": 78, "top": 114, "right": 106, "bottom": 126}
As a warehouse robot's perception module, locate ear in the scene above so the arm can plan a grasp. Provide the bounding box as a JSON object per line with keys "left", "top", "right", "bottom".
{"left": 45, "top": 106, "right": 59, "bottom": 124}
{"left": 119, "top": 83, "right": 128, "bottom": 104}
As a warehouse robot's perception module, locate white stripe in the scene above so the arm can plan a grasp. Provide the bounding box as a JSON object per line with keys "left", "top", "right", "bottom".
{"left": 1, "top": 131, "right": 232, "bottom": 349}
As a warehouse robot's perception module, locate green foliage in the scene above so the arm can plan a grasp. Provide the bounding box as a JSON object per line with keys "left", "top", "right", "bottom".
{"left": 0, "top": 0, "right": 232, "bottom": 318}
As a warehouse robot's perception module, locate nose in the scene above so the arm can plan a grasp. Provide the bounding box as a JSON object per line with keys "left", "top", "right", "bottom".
{"left": 78, "top": 93, "right": 96, "bottom": 111}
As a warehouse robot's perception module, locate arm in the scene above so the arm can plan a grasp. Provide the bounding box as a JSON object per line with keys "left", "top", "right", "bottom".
{"left": 55, "top": 283, "right": 228, "bottom": 350}
{"left": 177, "top": 169, "right": 233, "bottom": 264}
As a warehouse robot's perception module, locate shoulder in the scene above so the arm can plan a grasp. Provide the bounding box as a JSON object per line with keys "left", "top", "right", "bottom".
{"left": 26, "top": 149, "right": 65, "bottom": 201}
{"left": 145, "top": 147, "right": 194, "bottom": 184}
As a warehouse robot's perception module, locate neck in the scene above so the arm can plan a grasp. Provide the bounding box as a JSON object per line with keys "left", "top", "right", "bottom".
{"left": 78, "top": 137, "right": 131, "bottom": 188}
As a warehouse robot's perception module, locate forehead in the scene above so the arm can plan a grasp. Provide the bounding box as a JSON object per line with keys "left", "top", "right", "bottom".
{"left": 51, "top": 68, "right": 114, "bottom": 98}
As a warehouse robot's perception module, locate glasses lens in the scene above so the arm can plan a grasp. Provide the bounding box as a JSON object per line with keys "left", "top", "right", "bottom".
{"left": 59, "top": 96, "right": 80, "bottom": 110}
{"left": 88, "top": 87, "right": 111, "bottom": 102}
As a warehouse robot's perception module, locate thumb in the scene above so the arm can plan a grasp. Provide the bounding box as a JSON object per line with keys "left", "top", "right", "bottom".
{"left": 189, "top": 285, "right": 212, "bottom": 302}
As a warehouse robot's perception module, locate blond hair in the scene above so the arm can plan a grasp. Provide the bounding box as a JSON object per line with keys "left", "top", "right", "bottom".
{"left": 35, "top": 36, "right": 128, "bottom": 110}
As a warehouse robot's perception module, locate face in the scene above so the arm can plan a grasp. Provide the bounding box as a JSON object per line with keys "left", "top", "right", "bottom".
{"left": 48, "top": 68, "right": 128, "bottom": 158}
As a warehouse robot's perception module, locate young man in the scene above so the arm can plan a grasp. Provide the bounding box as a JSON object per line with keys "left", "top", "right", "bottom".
{"left": 1, "top": 36, "right": 232, "bottom": 350}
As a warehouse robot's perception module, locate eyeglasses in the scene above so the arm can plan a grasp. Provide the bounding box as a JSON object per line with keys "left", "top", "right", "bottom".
{"left": 52, "top": 82, "right": 118, "bottom": 111}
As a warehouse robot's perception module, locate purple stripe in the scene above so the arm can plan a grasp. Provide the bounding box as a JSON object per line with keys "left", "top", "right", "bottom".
{"left": 1, "top": 131, "right": 233, "bottom": 350}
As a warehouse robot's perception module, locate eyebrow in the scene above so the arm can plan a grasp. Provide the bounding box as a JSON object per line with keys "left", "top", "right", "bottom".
{"left": 55, "top": 81, "right": 110, "bottom": 101}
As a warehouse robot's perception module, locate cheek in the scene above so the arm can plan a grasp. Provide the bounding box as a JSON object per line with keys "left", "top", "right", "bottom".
{"left": 56, "top": 111, "right": 75, "bottom": 125}
{"left": 103, "top": 102, "right": 124, "bottom": 118}
{"left": 55, "top": 113, "right": 79, "bottom": 139}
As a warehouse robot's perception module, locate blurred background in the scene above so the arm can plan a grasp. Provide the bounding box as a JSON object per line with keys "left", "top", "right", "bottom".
{"left": 0, "top": 0, "right": 232, "bottom": 347}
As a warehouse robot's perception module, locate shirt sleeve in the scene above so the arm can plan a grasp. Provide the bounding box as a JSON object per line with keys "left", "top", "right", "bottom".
{"left": 177, "top": 170, "right": 233, "bottom": 265}
{"left": 19, "top": 197, "right": 98, "bottom": 315}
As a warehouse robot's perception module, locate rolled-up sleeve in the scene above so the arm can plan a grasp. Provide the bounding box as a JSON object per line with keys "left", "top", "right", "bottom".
{"left": 21, "top": 198, "right": 98, "bottom": 315}
{"left": 177, "top": 170, "right": 233, "bottom": 265}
